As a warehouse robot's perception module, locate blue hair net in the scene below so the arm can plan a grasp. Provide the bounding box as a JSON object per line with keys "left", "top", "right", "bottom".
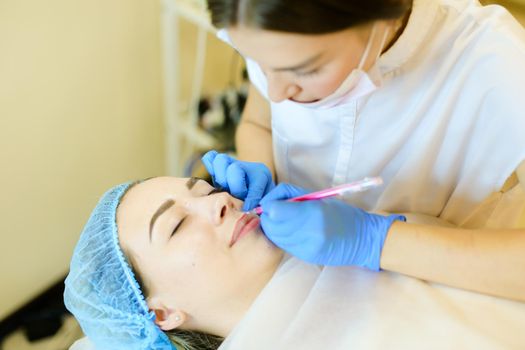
{"left": 64, "top": 182, "right": 176, "bottom": 350}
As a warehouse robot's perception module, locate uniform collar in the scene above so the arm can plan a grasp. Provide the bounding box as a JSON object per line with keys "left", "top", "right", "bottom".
{"left": 379, "top": 0, "right": 441, "bottom": 72}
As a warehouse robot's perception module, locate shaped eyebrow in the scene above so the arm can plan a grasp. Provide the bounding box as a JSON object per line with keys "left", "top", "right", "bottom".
{"left": 186, "top": 177, "right": 204, "bottom": 190}
{"left": 149, "top": 199, "right": 175, "bottom": 242}
{"left": 148, "top": 177, "right": 207, "bottom": 242}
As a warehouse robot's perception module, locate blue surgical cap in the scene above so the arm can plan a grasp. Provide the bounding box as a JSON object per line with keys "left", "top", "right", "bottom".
{"left": 64, "top": 182, "right": 176, "bottom": 350}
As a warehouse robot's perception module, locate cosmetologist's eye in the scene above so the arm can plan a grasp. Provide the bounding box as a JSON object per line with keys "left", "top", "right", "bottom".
{"left": 295, "top": 68, "right": 320, "bottom": 77}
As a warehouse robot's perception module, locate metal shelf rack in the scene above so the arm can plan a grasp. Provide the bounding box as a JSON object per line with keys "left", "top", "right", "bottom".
{"left": 161, "top": 0, "right": 217, "bottom": 175}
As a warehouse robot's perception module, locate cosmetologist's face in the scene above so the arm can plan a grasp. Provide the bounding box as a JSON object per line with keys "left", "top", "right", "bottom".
{"left": 228, "top": 24, "right": 376, "bottom": 103}
{"left": 116, "top": 176, "right": 283, "bottom": 331}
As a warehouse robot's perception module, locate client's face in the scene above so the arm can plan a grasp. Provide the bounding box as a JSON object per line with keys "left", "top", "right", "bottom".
{"left": 116, "top": 176, "right": 283, "bottom": 335}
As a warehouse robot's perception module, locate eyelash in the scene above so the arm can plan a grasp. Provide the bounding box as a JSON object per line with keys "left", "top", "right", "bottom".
{"left": 171, "top": 217, "right": 186, "bottom": 238}
{"left": 207, "top": 187, "right": 225, "bottom": 195}
{"left": 170, "top": 187, "right": 223, "bottom": 238}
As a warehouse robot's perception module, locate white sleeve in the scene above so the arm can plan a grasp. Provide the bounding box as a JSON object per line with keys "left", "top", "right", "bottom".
{"left": 393, "top": 164, "right": 525, "bottom": 229}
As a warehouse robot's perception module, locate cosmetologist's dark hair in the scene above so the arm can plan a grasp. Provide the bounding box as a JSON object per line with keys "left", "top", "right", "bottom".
{"left": 206, "top": 0, "right": 412, "bottom": 34}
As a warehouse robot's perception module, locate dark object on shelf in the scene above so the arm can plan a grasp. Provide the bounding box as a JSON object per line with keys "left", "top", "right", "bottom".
{"left": 198, "top": 69, "right": 249, "bottom": 153}
{"left": 0, "top": 276, "right": 69, "bottom": 343}
{"left": 185, "top": 67, "right": 248, "bottom": 178}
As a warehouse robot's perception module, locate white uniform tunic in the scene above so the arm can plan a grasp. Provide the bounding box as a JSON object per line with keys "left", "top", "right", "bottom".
{"left": 221, "top": 0, "right": 525, "bottom": 228}
{"left": 219, "top": 256, "right": 525, "bottom": 350}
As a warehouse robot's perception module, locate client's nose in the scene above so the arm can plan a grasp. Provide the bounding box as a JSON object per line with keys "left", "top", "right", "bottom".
{"left": 212, "top": 192, "right": 234, "bottom": 225}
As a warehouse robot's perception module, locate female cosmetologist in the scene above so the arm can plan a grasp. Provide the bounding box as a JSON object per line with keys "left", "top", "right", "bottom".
{"left": 201, "top": 0, "right": 525, "bottom": 300}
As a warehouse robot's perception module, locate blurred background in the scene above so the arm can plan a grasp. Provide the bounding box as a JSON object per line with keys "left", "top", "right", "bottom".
{"left": 0, "top": 0, "right": 524, "bottom": 348}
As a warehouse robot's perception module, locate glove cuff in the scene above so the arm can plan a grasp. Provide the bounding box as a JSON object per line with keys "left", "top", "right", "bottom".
{"left": 364, "top": 214, "right": 406, "bottom": 271}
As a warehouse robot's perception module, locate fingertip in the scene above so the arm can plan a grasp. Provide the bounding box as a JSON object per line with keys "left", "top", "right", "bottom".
{"left": 258, "top": 194, "right": 271, "bottom": 210}
{"left": 203, "top": 149, "right": 218, "bottom": 158}
{"left": 261, "top": 200, "right": 292, "bottom": 222}
{"left": 212, "top": 154, "right": 233, "bottom": 186}
{"left": 214, "top": 152, "right": 233, "bottom": 161}
{"left": 227, "top": 163, "right": 248, "bottom": 198}
{"left": 201, "top": 150, "right": 218, "bottom": 164}
{"left": 242, "top": 200, "right": 254, "bottom": 212}
{"left": 259, "top": 184, "right": 290, "bottom": 204}
{"left": 201, "top": 151, "right": 217, "bottom": 175}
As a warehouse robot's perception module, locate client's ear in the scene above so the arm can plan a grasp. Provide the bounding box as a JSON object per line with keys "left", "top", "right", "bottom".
{"left": 148, "top": 298, "right": 187, "bottom": 331}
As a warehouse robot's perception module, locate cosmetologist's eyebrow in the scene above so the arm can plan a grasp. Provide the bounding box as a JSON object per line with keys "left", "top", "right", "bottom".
{"left": 272, "top": 52, "right": 323, "bottom": 72}
{"left": 149, "top": 199, "right": 175, "bottom": 242}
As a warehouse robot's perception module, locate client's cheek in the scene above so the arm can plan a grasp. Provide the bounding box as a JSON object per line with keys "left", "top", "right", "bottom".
{"left": 176, "top": 250, "right": 200, "bottom": 270}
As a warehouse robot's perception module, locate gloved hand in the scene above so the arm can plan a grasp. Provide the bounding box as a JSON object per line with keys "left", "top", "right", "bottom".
{"left": 201, "top": 150, "right": 275, "bottom": 211}
{"left": 259, "top": 183, "right": 406, "bottom": 271}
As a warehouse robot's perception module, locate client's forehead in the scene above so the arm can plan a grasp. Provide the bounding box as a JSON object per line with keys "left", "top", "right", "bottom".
{"left": 115, "top": 177, "right": 196, "bottom": 248}
{"left": 126, "top": 176, "right": 211, "bottom": 199}
{"left": 117, "top": 176, "right": 213, "bottom": 223}
{"left": 124, "top": 177, "right": 185, "bottom": 203}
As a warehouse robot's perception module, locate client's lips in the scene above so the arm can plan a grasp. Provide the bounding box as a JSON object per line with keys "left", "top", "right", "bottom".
{"left": 230, "top": 213, "right": 260, "bottom": 247}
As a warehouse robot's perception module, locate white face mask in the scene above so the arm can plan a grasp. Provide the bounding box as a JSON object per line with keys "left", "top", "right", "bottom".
{"left": 295, "top": 23, "right": 390, "bottom": 109}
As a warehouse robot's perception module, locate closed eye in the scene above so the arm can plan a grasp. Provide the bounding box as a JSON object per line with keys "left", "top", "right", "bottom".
{"left": 295, "top": 67, "right": 320, "bottom": 77}
{"left": 208, "top": 187, "right": 226, "bottom": 195}
{"left": 171, "top": 217, "right": 187, "bottom": 238}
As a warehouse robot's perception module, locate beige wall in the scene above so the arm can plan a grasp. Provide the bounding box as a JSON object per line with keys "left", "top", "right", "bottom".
{"left": 483, "top": 0, "right": 525, "bottom": 23}
{"left": 0, "top": 0, "right": 164, "bottom": 319}
{"left": 179, "top": 18, "right": 244, "bottom": 103}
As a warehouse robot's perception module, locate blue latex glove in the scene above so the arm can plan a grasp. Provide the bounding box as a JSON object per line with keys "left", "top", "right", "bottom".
{"left": 259, "top": 183, "right": 406, "bottom": 271}
{"left": 201, "top": 150, "right": 275, "bottom": 211}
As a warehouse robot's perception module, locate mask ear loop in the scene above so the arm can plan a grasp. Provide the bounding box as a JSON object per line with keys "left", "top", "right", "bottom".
{"left": 374, "top": 24, "right": 391, "bottom": 62}
{"left": 357, "top": 22, "right": 391, "bottom": 71}
{"left": 357, "top": 23, "right": 377, "bottom": 70}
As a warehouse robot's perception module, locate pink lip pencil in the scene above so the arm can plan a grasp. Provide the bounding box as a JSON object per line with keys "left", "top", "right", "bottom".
{"left": 250, "top": 176, "right": 383, "bottom": 216}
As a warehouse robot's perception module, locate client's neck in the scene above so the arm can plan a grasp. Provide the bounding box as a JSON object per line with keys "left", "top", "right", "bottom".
{"left": 200, "top": 254, "right": 284, "bottom": 338}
